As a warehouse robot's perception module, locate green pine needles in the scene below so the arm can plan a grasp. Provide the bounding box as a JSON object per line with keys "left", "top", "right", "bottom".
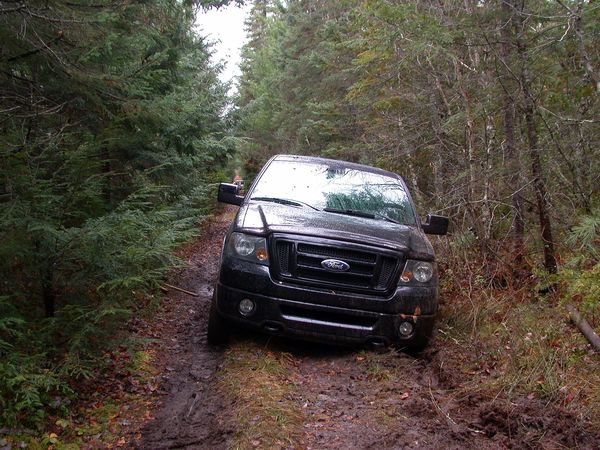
{"left": 0, "top": 0, "right": 234, "bottom": 427}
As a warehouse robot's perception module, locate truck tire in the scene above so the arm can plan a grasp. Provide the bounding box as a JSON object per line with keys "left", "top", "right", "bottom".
{"left": 207, "top": 293, "right": 229, "bottom": 346}
{"left": 404, "top": 335, "right": 430, "bottom": 355}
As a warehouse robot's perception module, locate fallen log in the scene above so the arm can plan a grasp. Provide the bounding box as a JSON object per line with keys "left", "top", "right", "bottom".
{"left": 161, "top": 283, "right": 199, "bottom": 297}
{"left": 567, "top": 304, "right": 600, "bottom": 352}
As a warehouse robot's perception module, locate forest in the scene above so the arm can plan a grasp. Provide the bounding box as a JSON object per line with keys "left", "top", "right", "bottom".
{"left": 0, "top": 0, "right": 236, "bottom": 428}
{"left": 237, "top": 0, "right": 598, "bottom": 274}
{"left": 1, "top": 0, "right": 599, "bottom": 446}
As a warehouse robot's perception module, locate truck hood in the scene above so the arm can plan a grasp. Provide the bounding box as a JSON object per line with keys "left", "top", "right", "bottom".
{"left": 233, "top": 201, "right": 435, "bottom": 259}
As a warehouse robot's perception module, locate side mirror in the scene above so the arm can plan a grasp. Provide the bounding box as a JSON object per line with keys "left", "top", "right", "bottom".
{"left": 218, "top": 183, "right": 244, "bottom": 206}
{"left": 422, "top": 214, "right": 449, "bottom": 235}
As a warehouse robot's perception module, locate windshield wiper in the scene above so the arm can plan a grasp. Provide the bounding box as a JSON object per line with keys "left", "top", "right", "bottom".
{"left": 252, "top": 197, "right": 319, "bottom": 210}
{"left": 323, "top": 208, "right": 376, "bottom": 219}
{"left": 324, "top": 208, "right": 402, "bottom": 224}
{"left": 373, "top": 212, "right": 402, "bottom": 224}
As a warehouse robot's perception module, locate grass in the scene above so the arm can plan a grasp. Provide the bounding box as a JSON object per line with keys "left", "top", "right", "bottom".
{"left": 437, "top": 282, "right": 600, "bottom": 428}
{"left": 218, "top": 339, "right": 305, "bottom": 449}
{"left": 125, "top": 349, "right": 155, "bottom": 383}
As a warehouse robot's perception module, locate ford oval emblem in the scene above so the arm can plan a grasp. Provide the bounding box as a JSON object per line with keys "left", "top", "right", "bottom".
{"left": 321, "top": 259, "right": 350, "bottom": 272}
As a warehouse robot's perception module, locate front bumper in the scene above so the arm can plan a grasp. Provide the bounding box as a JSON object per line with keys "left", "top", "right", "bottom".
{"left": 214, "top": 280, "right": 436, "bottom": 347}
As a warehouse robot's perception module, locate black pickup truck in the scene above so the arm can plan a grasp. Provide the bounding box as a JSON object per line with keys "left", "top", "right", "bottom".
{"left": 208, "top": 155, "right": 448, "bottom": 351}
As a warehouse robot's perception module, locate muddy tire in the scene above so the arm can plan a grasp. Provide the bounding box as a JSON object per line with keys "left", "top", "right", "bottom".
{"left": 404, "top": 335, "right": 430, "bottom": 355}
{"left": 207, "top": 294, "right": 229, "bottom": 346}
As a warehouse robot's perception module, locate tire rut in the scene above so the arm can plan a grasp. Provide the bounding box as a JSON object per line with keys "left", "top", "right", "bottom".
{"left": 134, "top": 209, "right": 234, "bottom": 450}
{"left": 251, "top": 339, "right": 600, "bottom": 449}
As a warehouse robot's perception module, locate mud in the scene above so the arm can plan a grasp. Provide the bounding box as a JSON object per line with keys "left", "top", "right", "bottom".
{"left": 272, "top": 342, "right": 599, "bottom": 449}
{"left": 128, "top": 208, "right": 599, "bottom": 449}
{"left": 133, "top": 208, "right": 235, "bottom": 449}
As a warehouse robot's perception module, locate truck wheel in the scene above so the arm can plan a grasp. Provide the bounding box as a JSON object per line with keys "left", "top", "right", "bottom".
{"left": 395, "top": 336, "right": 429, "bottom": 355}
{"left": 207, "top": 294, "right": 229, "bottom": 346}
{"left": 405, "top": 335, "right": 430, "bottom": 355}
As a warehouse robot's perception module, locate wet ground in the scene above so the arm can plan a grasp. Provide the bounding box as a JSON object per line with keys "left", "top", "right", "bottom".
{"left": 126, "top": 208, "right": 599, "bottom": 449}
{"left": 132, "top": 209, "right": 235, "bottom": 449}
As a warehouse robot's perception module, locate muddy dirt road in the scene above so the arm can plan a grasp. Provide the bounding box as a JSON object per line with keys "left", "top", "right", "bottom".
{"left": 127, "top": 208, "right": 599, "bottom": 449}
{"left": 132, "top": 209, "right": 235, "bottom": 449}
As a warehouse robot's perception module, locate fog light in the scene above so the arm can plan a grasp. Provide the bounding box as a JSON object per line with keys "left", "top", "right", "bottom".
{"left": 398, "top": 321, "right": 414, "bottom": 337}
{"left": 239, "top": 298, "right": 255, "bottom": 316}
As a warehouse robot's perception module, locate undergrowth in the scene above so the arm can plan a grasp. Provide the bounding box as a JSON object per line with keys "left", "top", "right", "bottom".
{"left": 0, "top": 177, "right": 224, "bottom": 430}
{"left": 436, "top": 213, "right": 600, "bottom": 428}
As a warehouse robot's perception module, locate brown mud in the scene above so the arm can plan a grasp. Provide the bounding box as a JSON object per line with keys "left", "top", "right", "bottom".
{"left": 124, "top": 208, "right": 599, "bottom": 449}
{"left": 131, "top": 208, "right": 235, "bottom": 449}
{"left": 285, "top": 345, "right": 599, "bottom": 449}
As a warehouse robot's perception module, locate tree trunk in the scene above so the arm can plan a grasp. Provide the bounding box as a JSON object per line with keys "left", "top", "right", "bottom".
{"left": 481, "top": 113, "right": 494, "bottom": 241}
{"left": 567, "top": 304, "right": 600, "bottom": 352}
{"left": 515, "top": 2, "right": 557, "bottom": 274}
{"left": 429, "top": 87, "right": 447, "bottom": 206}
{"left": 574, "top": 0, "right": 599, "bottom": 96}
{"left": 573, "top": 0, "right": 595, "bottom": 212}
{"left": 499, "top": 0, "right": 525, "bottom": 267}
{"left": 454, "top": 59, "right": 481, "bottom": 237}
{"left": 42, "top": 269, "right": 55, "bottom": 318}
{"left": 426, "top": 59, "right": 452, "bottom": 208}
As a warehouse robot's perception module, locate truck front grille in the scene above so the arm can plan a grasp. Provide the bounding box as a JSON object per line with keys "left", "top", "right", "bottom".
{"left": 272, "top": 236, "right": 401, "bottom": 295}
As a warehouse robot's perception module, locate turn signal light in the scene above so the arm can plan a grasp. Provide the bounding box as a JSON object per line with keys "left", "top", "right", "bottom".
{"left": 255, "top": 248, "right": 268, "bottom": 261}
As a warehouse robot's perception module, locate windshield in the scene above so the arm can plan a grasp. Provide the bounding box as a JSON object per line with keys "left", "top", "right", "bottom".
{"left": 249, "top": 159, "right": 416, "bottom": 226}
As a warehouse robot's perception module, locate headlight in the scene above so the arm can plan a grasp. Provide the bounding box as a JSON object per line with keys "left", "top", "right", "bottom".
{"left": 227, "top": 232, "right": 269, "bottom": 265}
{"left": 234, "top": 234, "right": 254, "bottom": 256}
{"left": 400, "top": 260, "right": 435, "bottom": 284}
{"left": 414, "top": 262, "right": 433, "bottom": 282}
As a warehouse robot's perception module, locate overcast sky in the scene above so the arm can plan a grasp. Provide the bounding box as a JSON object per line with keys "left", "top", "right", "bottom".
{"left": 195, "top": 4, "right": 252, "bottom": 92}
